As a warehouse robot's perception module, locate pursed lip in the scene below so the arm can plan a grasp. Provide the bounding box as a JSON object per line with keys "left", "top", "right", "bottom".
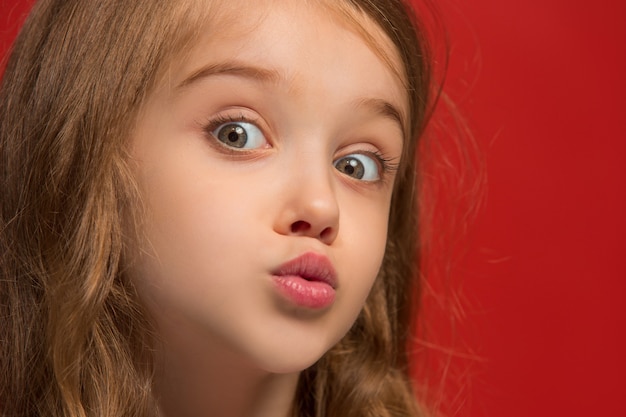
{"left": 272, "top": 252, "right": 338, "bottom": 289}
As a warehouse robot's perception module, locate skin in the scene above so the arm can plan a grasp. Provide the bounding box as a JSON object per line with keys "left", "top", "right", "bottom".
{"left": 127, "top": 0, "right": 408, "bottom": 416}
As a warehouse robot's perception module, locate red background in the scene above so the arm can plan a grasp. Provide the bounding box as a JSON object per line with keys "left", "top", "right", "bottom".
{"left": 2, "top": 1, "right": 624, "bottom": 416}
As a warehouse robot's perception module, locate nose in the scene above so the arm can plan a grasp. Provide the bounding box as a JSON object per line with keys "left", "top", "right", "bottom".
{"left": 273, "top": 165, "right": 340, "bottom": 246}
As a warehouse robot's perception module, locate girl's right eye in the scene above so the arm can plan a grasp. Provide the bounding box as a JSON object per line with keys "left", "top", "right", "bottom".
{"left": 212, "top": 121, "right": 267, "bottom": 150}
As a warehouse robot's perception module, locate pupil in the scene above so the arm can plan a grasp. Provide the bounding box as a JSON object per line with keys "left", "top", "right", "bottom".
{"left": 344, "top": 163, "right": 355, "bottom": 175}
{"left": 228, "top": 130, "right": 239, "bottom": 142}
{"left": 216, "top": 123, "right": 248, "bottom": 148}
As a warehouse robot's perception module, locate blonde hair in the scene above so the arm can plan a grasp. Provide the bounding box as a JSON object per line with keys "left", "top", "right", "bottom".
{"left": 0, "top": 0, "right": 435, "bottom": 416}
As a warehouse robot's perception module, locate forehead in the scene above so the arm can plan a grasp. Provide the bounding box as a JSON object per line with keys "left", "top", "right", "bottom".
{"left": 166, "top": 0, "right": 408, "bottom": 122}
{"left": 205, "top": 0, "right": 405, "bottom": 75}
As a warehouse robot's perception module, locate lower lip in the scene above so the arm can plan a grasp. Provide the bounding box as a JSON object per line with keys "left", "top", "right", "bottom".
{"left": 272, "top": 275, "right": 336, "bottom": 309}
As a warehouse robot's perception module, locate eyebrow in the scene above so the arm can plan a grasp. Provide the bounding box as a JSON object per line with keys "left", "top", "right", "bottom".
{"left": 177, "top": 61, "right": 282, "bottom": 90}
{"left": 177, "top": 61, "right": 407, "bottom": 137}
{"left": 353, "top": 97, "right": 406, "bottom": 139}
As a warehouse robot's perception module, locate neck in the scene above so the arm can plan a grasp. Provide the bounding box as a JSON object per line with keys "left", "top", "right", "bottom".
{"left": 153, "top": 319, "right": 299, "bottom": 417}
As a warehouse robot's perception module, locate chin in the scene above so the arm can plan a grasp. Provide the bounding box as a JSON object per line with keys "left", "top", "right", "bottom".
{"left": 249, "top": 335, "right": 336, "bottom": 375}
{"left": 257, "top": 350, "right": 325, "bottom": 375}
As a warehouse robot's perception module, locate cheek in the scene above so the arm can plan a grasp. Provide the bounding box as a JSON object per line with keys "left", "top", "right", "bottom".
{"left": 127, "top": 143, "right": 223, "bottom": 295}
{"left": 331, "top": 192, "right": 391, "bottom": 322}
{"left": 132, "top": 170, "right": 250, "bottom": 278}
{"left": 126, "top": 171, "right": 272, "bottom": 359}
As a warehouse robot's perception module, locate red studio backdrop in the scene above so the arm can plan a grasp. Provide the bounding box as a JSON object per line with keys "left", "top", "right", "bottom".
{"left": 1, "top": 1, "right": 624, "bottom": 417}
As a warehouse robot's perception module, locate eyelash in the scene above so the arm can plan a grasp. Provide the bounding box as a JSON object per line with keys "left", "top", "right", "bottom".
{"left": 368, "top": 151, "right": 400, "bottom": 178}
{"left": 202, "top": 113, "right": 263, "bottom": 140}
{"left": 200, "top": 113, "right": 400, "bottom": 181}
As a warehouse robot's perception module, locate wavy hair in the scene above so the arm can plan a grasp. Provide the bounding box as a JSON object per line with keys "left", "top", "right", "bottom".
{"left": 0, "top": 0, "right": 435, "bottom": 416}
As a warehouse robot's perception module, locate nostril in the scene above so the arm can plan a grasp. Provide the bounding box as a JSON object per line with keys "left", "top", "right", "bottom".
{"left": 291, "top": 220, "right": 311, "bottom": 234}
{"left": 319, "top": 227, "right": 334, "bottom": 242}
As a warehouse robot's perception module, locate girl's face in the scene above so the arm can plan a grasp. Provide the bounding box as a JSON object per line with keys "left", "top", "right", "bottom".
{"left": 129, "top": 0, "right": 407, "bottom": 373}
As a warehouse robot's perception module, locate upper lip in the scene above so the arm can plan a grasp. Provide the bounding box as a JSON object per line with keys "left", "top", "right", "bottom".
{"left": 272, "top": 252, "right": 338, "bottom": 289}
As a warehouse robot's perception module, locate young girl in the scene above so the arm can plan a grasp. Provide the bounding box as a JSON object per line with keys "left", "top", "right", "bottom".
{"left": 0, "top": 0, "right": 436, "bottom": 416}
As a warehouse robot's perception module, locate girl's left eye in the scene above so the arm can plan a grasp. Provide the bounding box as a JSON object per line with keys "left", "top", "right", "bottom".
{"left": 212, "top": 121, "right": 266, "bottom": 149}
{"left": 334, "top": 153, "right": 380, "bottom": 181}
